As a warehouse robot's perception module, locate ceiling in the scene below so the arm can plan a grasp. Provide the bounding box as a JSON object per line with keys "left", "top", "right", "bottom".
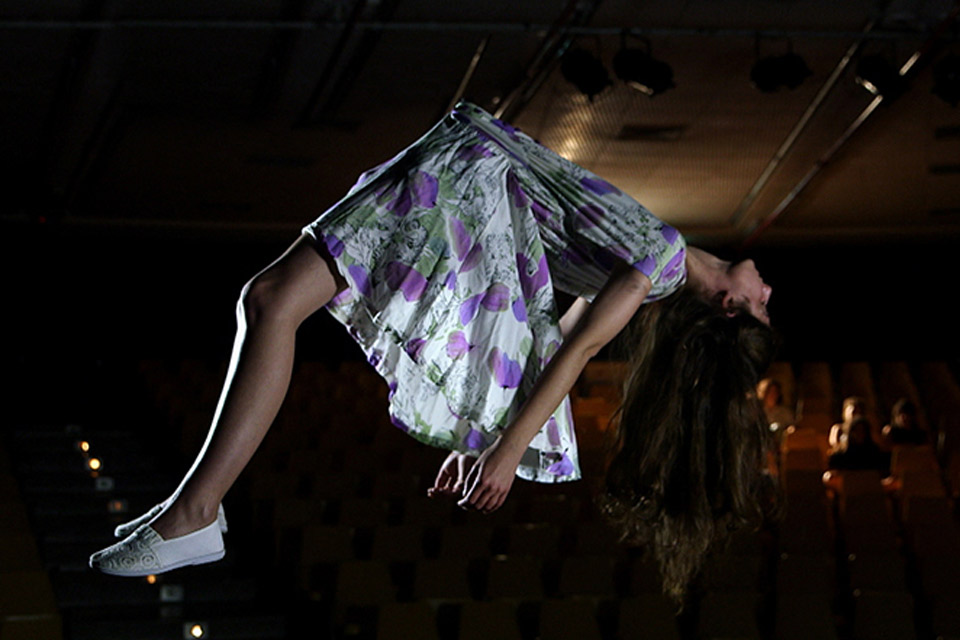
{"left": 3, "top": 0, "right": 960, "bottom": 249}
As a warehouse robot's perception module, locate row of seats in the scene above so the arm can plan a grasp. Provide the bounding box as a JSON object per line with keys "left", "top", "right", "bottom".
{"left": 132, "top": 357, "right": 960, "bottom": 639}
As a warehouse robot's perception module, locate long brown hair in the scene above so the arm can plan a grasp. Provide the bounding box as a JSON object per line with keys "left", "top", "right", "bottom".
{"left": 600, "top": 286, "right": 779, "bottom": 602}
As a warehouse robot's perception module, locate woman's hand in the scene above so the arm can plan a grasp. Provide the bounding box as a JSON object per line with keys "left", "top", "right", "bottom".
{"left": 427, "top": 451, "right": 475, "bottom": 498}
{"left": 458, "top": 437, "right": 522, "bottom": 513}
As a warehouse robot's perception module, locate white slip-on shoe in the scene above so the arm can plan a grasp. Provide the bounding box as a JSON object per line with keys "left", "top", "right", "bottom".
{"left": 90, "top": 520, "right": 225, "bottom": 577}
{"left": 114, "top": 503, "right": 228, "bottom": 538}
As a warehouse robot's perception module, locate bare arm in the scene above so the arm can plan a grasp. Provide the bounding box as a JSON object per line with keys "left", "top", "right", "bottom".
{"left": 459, "top": 263, "right": 652, "bottom": 512}
{"left": 559, "top": 296, "right": 591, "bottom": 339}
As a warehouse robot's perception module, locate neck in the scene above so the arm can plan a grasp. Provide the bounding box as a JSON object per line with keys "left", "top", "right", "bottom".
{"left": 685, "top": 246, "right": 727, "bottom": 295}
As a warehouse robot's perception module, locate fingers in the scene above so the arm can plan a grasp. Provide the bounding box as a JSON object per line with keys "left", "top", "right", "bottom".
{"left": 427, "top": 452, "right": 458, "bottom": 498}
{"left": 454, "top": 453, "right": 473, "bottom": 494}
{"left": 458, "top": 475, "right": 505, "bottom": 513}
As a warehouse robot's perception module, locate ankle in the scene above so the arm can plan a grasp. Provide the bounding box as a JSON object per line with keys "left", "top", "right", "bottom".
{"left": 167, "top": 495, "right": 219, "bottom": 526}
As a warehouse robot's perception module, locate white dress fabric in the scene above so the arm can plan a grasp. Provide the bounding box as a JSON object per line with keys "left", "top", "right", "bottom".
{"left": 303, "top": 102, "right": 687, "bottom": 482}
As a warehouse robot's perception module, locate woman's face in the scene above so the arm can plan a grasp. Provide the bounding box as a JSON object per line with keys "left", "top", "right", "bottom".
{"left": 721, "top": 259, "right": 772, "bottom": 324}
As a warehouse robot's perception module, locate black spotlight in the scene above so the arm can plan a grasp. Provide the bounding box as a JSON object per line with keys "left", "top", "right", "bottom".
{"left": 612, "top": 48, "right": 675, "bottom": 96}
{"left": 751, "top": 52, "right": 812, "bottom": 92}
{"left": 932, "top": 53, "right": 960, "bottom": 107}
{"left": 855, "top": 54, "right": 908, "bottom": 100}
{"left": 561, "top": 49, "right": 611, "bottom": 100}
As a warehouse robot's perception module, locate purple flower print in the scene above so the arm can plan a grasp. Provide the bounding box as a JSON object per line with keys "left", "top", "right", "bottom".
{"left": 347, "top": 264, "right": 373, "bottom": 297}
{"left": 580, "top": 176, "right": 621, "bottom": 196}
{"left": 633, "top": 254, "right": 657, "bottom": 277}
{"left": 412, "top": 171, "right": 438, "bottom": 206}
{"left": 506, "top": 170, "right": 530, "bottom": 208}
{"left": 547, "top": 453, "right": 574, "bottom": 477}
{"left": 444, "top": 270, "right": 457, "bottom": 290}
{"left": 449, "top": 217, "right": 472, "bottom": 261}
{"left": 368, "top": 350, "right": 382, "bottom": 367}
{"left": 385, "top": 261, "right": 428, "bottom": 302}
{"left": 460, "top": 284, "right": 508, "bottom": 325}
{"left": 516, "top": 253, "right": 549, "bottom": 300}
{"left": 384, "top": 171, "right": 438, "bottom": 216}
{"left": 385, "top": 186, "right": 412, "bottom": 216}
{"left": 576, "top": 203, "right": 605, "bottom": 229}
{"left": 464, "top": 428, "right": 486, "bottom": 450}
{"left": 546, "top": 417, "right": 562, "bottom": 447}
{"left": 492, "top": 117, "right": 521, "bottom": 141}
{"left": 447, "top": 331, "right": 470, "bottom": 359}
{"left": 531, "top": 200, "right": 553, "bottom": 224}
{"left": 459, "top": 241, "right": 483, "bottom": 272}
{"left": 481, "top": 283, "right": 510, "bottom": 312}
{"left": 388, "top": 380, "right": 398, "bottom": 399}
{"left": 456, "top": 143, "right": 494, "bottom": 162}
{"left": 405, "top": 338, "right": 426, "bottom": 361}
{"left": 489, "top": 347, "right": 523, "bottom": 389}
{"left": 661, "top": 224, "right": 680, "bottom": 245}
{"left": 327, "top": 288, "right": 351, "bottom": 308}
{"left": 390, "top": 414, "right": 410, "bottom": 433}
{"left": 661, "top": 247, "right": 686, "bottom": 282}
{"left": 459, "top": 293, "right": 483, "bottom": 326}
{"left": 511, "top": 297, "right": 527, "bottom": 323}
{"left": 323, "top": 233, "right": 344, "bottom": 258}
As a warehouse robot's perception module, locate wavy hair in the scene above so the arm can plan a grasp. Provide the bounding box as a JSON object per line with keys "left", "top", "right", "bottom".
{"left": 600, "top": 286, "right": 779, "bottom": 602}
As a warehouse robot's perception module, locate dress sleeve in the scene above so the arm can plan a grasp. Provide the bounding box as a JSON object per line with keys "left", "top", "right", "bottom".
{"left": 563, "top": 173, "right": 687, "bottom": 301}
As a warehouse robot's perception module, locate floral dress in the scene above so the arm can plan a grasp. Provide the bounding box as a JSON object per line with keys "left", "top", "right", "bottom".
{"left": 302, "top": 102, "right": 686, "bottom": 483}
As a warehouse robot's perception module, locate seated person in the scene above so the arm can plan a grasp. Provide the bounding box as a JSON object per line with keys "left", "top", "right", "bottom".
{"left": 828, "top": 417, "right": 891, "bottom": 477}
{"left": 757, "top": 377, "right": 794, "bottom": 429}
{"left": 882, "top": 398, "right": 926, "bottom": 445}
{"left": 828, "top": 396, "right": 866, "bottom": 453}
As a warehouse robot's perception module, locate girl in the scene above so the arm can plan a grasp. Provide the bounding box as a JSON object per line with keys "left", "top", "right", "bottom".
{"left": 90, "top": 103, "right": 776, "bottom": 598}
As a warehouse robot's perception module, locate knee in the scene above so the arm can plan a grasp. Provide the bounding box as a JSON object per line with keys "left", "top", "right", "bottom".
{"left": 239, "top": 272, "right": 298, "bottom": 328}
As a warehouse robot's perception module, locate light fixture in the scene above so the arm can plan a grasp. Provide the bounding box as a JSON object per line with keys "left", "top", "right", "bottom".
{"left": 855, "top": 54, "right": 907, "bottom": 99}
{"left": 560, "top": 48, "right": 611, "bottom": 100}
{"left": 87, "top": 457, "right": 102, "bottom": 471}
{"left": 932, "top": 53, "right": 960, "bottom": 107}
{"left": 612, "top": 37, "right": 675, "bottom": 96}
{"left": 751, "top": 41, "right": 812, "bottom": 92}
{"left": 183, "top": 622, "right": 206, "bottom": 639}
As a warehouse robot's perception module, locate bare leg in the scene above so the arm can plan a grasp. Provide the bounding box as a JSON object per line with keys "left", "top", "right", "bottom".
{"left": 150, "top": 235, "right": 345, "bottom": 540}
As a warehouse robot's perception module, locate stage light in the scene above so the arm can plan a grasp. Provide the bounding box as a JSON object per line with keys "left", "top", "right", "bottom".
{"left": 612, "top": 47, "right": 675, "bottom": 96}
{"left": 87, "top": 457, "right": 102, "bottom": 471}
{"left": 146, "top": 574, "right": 157, "bottom": 584}
{"left": 932, "top": 53, "right": 960, "bottom": 107}
{"left": 77, "top": 440, "right": 90, "bottom": 453}
{"left": 184, "top": 622, "right": 206, "bottom": 639}
{"left": 751, "top": 52, "right": 812, "bottom": 92}
{"left": 855, "top": 54, "right": 907, "bottom": 99}
{"left": 561, "top": 49, "right": 611, "bottom": 100}
{"left": 778, "top": 52, "right": 813, "bottom": 89}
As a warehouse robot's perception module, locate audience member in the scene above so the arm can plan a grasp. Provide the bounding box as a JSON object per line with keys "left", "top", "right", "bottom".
{"left": 827, "top": 417, "right": 891, "bottom": 476}
{"left": 828, "top": 396, "right": 866, "bottom": 452}
{"left": 882, "top": 398, "right": 926, "bottom": 445}
{"left": 757, "top": 377, "right": 794, "bottom": 430}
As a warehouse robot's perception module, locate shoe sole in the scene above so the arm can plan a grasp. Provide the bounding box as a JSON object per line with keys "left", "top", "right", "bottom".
{"left": 96, "top": 548, "right": 226, "bottom": 577}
